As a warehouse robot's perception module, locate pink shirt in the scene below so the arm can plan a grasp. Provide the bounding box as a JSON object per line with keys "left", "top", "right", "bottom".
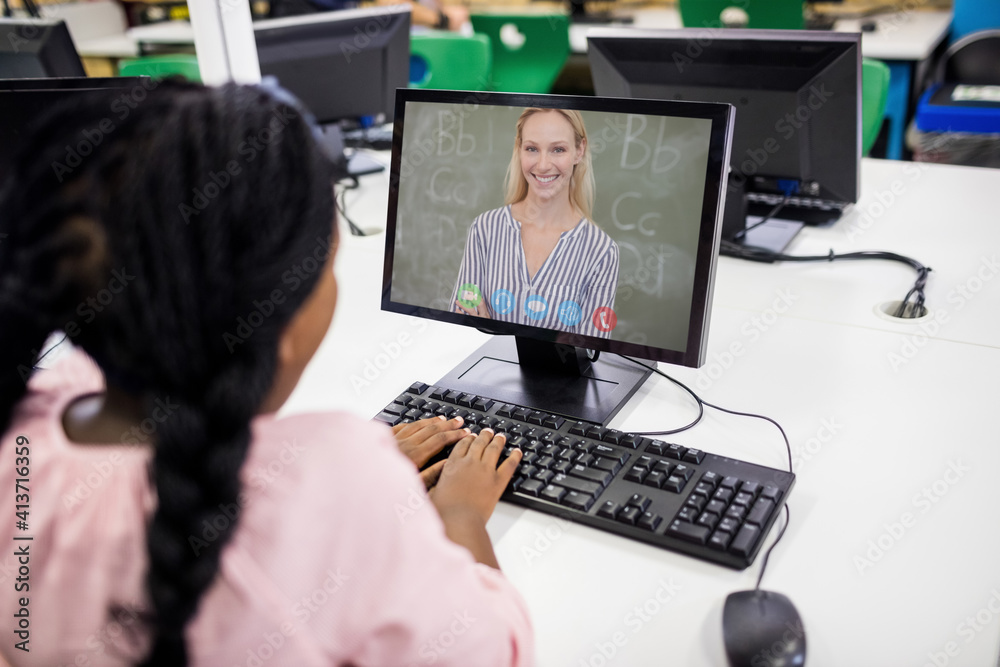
{"left": 0, "top": 350, "right": 533, "bottom": 666}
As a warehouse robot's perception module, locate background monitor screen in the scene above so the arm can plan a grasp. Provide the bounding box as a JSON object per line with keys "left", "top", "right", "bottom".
{"left": 588, "top": 28, "right": 861, "bottom": 224}
{"left": 0, "top": 77, "right": 148, "bottom": 185}
{"left": 254, "top": 6, "right": 410, "bottom": 126}
{"left": 0, "top": 19, "right": 85, "bottom": 79}
{"left": 382, "top": 89, "right": 733, "bottom": 423}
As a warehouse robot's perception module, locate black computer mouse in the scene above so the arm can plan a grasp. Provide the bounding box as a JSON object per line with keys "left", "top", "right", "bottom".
{"left": 722, "top": 589, "right": 806, "bottom": 667}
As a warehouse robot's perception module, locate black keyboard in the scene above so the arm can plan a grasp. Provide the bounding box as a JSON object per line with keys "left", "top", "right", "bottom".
{"left": 376, "top": 382, "right": 795, "bottom": 570}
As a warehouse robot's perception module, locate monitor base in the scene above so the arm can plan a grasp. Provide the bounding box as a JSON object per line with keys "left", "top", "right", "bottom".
{"left": 435, "top": 336, "right": 652, "bottom": 426}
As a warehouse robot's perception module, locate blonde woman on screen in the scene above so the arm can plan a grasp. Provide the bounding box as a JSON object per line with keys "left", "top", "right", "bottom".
{"left": 453, "top": 108, "right": 619, "bottom": 338}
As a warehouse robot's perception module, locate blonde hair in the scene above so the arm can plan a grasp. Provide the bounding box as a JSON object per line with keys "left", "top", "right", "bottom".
{"left": 503, "top": 108, "right": 595, "bottom": 222}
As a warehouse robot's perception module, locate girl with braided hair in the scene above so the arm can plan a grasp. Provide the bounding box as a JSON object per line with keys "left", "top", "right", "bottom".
{"left": 0, "top": 81, "right": 531, "bottom": 666}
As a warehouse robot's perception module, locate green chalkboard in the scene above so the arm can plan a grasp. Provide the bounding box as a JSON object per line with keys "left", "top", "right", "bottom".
{"left": 391, "top": 99, "right": 713, "bottom": 352}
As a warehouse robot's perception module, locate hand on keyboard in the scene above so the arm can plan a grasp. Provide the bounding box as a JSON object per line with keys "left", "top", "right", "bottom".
{"left": 392, "top": 416, "right": 470, "bottom": 489}
{"left": 430, "top": 429, "right": 523, "bottom": 526}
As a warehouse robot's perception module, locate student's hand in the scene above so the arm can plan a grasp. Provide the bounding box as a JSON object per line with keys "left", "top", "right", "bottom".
{"left": 392, "top": 416, "right": 470, "bottom": 489}
{"left": 430, "top": 429, "right": 522, "bottom": 525}
{"left": 455, "top": 299, "right": 491, "bottom": 318}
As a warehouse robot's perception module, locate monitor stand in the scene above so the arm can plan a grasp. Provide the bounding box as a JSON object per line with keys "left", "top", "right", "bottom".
{"left": 721, "top": 179, "right": 804, "bottom": 255}
{"left": 434, "top": 336, "right": 652, "bottom": 426}
{"left": 317, "top": 123, "right": 385, "bottom": 178}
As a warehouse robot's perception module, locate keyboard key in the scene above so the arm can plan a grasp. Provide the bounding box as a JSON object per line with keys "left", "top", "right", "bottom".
{"left": 720, "top": 476, "right": 740, "bottom": 490}
{"left": 761, "top": 485, "right": 783, "bottom": 502}
{"left": 395, "top": 393, "right": 413, "bottom": 406}
{"left": 620, "top": 434, "right": 642, "bottom": 449}
{"left": 519, "top": 479, "right": 544, "bottom": 497}
{"left": 692, "top": 482, "right": 714, "bottom": 498}
{"left": 534, "top": 469, "right": 554, "bottom": 485}
{"left": 625, "top": 465, "right": 647, "bottom": 483}
{"left": 638, "top": 512, "right": 662, "bottom": 531}
{"left": 652, "top": 460, "right": 674, "bottom": 475}
{"left": 429, "top": 387, "right": 447, "bottom": 400}
{"left": 444, "top": 390, "right": 462, "bottom": 403}
{"left": 572, "top": 439, "right": 595, "bottom": 453}
{"left": 496, "top": 404, "right": 515, "bottom": 418}
{"left": 708, "top": 530, "right": 733, "bottom": 551}
{"left": 593, "top": 457, "right": 622, "bottom": 474}
{"left": 408, "top": 382, "right": 429, "bottom": 394}
{"left": 594, "top": 444, "right": 628, "bottom": 464}
{"left": 557, "top": 447, "right": 576, "bottom": 460}
{"left": 552, "top": 474, "right": 601, "bottom": 497}
{"left": 542, "top": 415, "right": 564, "bottom": 429}
{"left": 685, "top": 495, "right": 707, "bottom": 512}
{"left": 746, "top": 498, "right": 776, "bottom": 527}
{"left": 645, "top": 439, "right": 667, "bottom": 455}
{"left": 562, "top": 491, "right": 594, "bottom": 511}
{"left": 597, "top": 500, "right": 620, "bottom": 519}
{"left": 662, "top": 475, "right": 687, "bottom": 493}
{"left": 384, "top": 402, "right": 408, "bottom": 416}
{"left": 724, "top": 504, "right": 747, "bottom": 522}
{"left": 705, "top": 500, "right": 727, "bottom": 516}
{"left": 576, "top": 454, "right": 596, "bottom": 468}
{"left": 472, "top": 398, "right": 494, "bottom": 412}
{"left": 404, "top": 408, "right": 422, "bottom": 420}
{"left": 682, "top": 448, "right": 705, "bottom": 464}
{"left": 643, "top": 470, "right": 666, "bottom": 489}
{"left": 665, "top": 443, "right": 686, "bottom": 460}
{"left": 677, "top": 506, "right": 699, "bottom": 522}
{"left": 602, "top": 429, "right": 625, "bottom": 445}
{"left": 537, "top": 456, "right": 555, "bottom": 470}
{"left": 375, "top": 412, "right": 402, "bottom": 426}
{"left": 552, "top": 461, "right": 572, "bottom": 475}
{"left": 697, "top": 512, "right": 719, "bottom": 530}
{"left": 410, "top": 398, "right": 426, "bottom": 409}
{"left": 667, "top": 520, "right": 710, "bottom": 545}
{"left": 526, "top": 411, "right": 545, "bottom": 425}
{"left": 730, "top": 523, "right": 761, "bottom": 557}
{"left": 700, "top": 471, "right": 721, "bottom": 486}
{"left": 672, "top": 464, "right": 693, "bottom": 481}
{"left": 569, "top": 465, "right": 612, "bottom": 487}
{"left": 617, "top": 506, "right": 641, "bottom": 525}
{"left": 541, "top": 484, "right": 567, "bottom": 504}
{"left": 518, "top": 464, "right": 539, "bottom": 479}
{"left": 585, "top": 425, "right": 606, "bottom": 440}
{"left": 713, "top": 487, "right": 735, "bottom": 505}
{"left": 733, "top": 491, "right": 754, "bottom": 507}
{"left": 541, "top": 444, "right": 559, "bottom": 456}
{"left": 741, "top": 481, "right": 762, "bottom": 498}
{"left": 627, "top": 493, "right": 651, "bottom": 512}
{"left": 512, "top": 408, "right": 531, "bottom": 422}
{"left": 569, "top": 422, "right": 589, "bottom": 436}
{"left": 717, "top": 517, "right": 741, "bottom": 534}
{"left": 635, "top": 455, "right": 654, "bottom": 470}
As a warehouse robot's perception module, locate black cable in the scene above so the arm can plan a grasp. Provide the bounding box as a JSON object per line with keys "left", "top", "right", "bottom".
{"left": 720, "top": 241, "right": 932, "bottom": 319}
{"left": 755, "top": 504, "right": 790, "bottom": 590}
{"left": 334, "top": 178, "right": 365, "bottom": 237}
{"left": 618, "top": 355, "right": 704, "bottom": 435}
{"left": 733, "top": 195, "right": 790, "bottom": 241}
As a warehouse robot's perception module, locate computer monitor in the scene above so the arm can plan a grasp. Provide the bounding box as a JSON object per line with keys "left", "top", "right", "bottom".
{"left": 588, "top": 28, "right": 861, "bottom": 249}
{"left": 253, "top": 6, "right": 410, "bottom": 127}
{"left": 0, "top": 19, "right": 85, "bottom": 79}
{"left": 382, "top": 89, "right": 734, "bottom": 424}
{"left": 0, "top": 77, "right": 148, "bottom": 185}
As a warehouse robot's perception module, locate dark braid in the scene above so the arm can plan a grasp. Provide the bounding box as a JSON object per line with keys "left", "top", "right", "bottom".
{"left": 0, "top": 81, "right": 337, "bottom": 665}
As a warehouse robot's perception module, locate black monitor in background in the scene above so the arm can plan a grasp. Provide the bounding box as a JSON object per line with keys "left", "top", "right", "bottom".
{"left": 254, "top": 6, "right": 409, "bottom": 127}
{"left": 588, "top": 28, "right": 861, "bottom": 253}
{"left": 0, "top": 77, "right": 148, "bottom": 185}
{"left": 0, "top": 19, "right": 85, "bottom": 79}
{"left": 383, "top": 89, "right": 734, "bottom": 424}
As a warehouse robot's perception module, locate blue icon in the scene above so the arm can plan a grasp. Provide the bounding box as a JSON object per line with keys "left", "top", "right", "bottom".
{"left": 557, "top": 300, "right": 582, "bottom": 326}
{"left": 524, "top": 295, "right": 548, "bottom": 320}
{"left": 491, "top": 289, "right": 515, "bottom": 315}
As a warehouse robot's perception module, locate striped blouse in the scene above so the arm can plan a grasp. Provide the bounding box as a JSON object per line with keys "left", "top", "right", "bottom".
{"left": 452, "top": 205, "right": 619, "bottom": 339}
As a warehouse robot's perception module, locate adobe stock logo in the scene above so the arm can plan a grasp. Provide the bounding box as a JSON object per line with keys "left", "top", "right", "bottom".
{"left": 592, "top": 307, "right": 617, "bottom": 333}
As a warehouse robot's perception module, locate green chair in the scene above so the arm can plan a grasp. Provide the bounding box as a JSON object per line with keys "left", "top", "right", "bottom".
{"left": 410, "top": 32, "right": 492, "bottom": 90}
{"left": 469, "top": 12, "right": 570, "bottom": 93}
{"left": 862, "top": 58, "right": 891, "bottom": 156}
{"left": 679, "top": 0, "right": 804, "bottom": 30}
{"left": 118, "top": 54, "right": 201, "bottom": 83}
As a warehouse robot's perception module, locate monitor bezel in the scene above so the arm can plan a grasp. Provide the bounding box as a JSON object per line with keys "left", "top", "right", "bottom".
{"left": 382, "top": 88, "right": 734, "bottom": 369}
{"left": 0, "top": 19, "right": 86, "bottom": 79}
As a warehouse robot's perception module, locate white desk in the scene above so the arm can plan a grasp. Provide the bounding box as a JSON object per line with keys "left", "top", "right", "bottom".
{"left": 291, "top": 156, "right": 1000, "bottom": 666}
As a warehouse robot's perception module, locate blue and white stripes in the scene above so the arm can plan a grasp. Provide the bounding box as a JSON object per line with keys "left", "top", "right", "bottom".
{"left": 452, "top": 205, "right": 619, "bottom": 339}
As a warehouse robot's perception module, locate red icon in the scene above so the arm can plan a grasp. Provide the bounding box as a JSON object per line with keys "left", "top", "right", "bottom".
{"left": 592, "top": 307, "right": 617, "bottom": 332}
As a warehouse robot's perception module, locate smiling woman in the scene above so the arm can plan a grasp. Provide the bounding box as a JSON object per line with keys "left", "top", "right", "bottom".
{"left": 451, "top": 107, "right": 619, "bottom": 338}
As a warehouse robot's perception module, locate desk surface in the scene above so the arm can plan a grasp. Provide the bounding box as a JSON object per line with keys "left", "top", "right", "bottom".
{"left": 296, "top": 155, "right": 1000, "bottom": 666}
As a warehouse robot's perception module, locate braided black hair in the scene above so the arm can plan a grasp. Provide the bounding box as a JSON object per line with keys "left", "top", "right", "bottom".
{"left": 0, "top": 80, "right": 338, "bottom": 664}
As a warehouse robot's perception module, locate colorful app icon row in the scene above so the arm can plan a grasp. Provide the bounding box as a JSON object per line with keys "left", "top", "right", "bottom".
{"left": 459, "top": 284, "right": 617, "bottom": 332}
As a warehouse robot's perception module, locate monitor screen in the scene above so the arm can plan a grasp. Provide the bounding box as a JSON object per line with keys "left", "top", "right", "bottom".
{"left": 588, "top": 28, "right": 860, "bottom": 226}
{"left": 0, "top": 19, "right": 85, "bottom": 79}
{"left": 382, "top": 89, "right": 733, "bottom": 423}
{"left": 254, "top": 6, "right": 410, "bottom": 126}
{"left": 0, "top": 77, "right": 149, "bottom": 186}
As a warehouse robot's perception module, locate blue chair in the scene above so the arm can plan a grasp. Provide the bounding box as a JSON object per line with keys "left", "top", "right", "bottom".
{"left": 952, "top": 0, "right": 1000, "bottom": 43}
